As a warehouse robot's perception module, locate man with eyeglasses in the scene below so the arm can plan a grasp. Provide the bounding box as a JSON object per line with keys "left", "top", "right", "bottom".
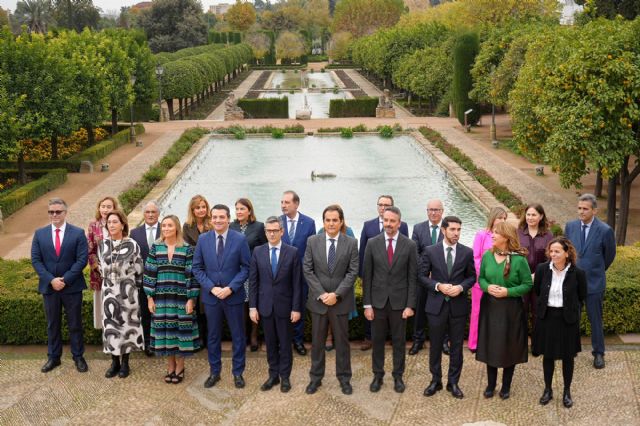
{"left": 248, "top": 216, "right": 302, "bottom": 393}
{"left": 130, "top": 200, "right": 161, "bottom": 356}
{"left": 31, "top": 198, "right": 89, "bottom": 374}
{"left": 358, "top": 195, "right": 408, "bottom": 350}
{"left": 409, "top": 199, "right": 445, "bottom": 356}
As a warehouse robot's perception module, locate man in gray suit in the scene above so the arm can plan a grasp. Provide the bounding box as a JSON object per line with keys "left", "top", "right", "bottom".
{"left": 363, "top": 206, "right": 417, "bottom": 393}
{"left": 303, "top": 204, "right": 359, "bottom": 395}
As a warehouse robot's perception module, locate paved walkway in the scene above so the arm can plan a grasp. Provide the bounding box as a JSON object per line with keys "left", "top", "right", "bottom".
{"left": 206, "top": 71, "right": 263, "bottom": 120}
{"left": 342, "top": 69, "right": 413, "bottom": 118}
{"left": 1, "top": 346, "right": 638, "bottom": 425}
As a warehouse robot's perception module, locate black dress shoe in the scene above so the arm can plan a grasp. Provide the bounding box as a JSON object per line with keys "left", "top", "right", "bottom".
{"left": 340, "top": 380, "right": 353, "bottom": 395}
{"left": 442, "top": 342, "right": 450, "bottom": 356}
{"left": 446, "top": 383, "right": 464, "bottom": 399}
{"left": 144, "top": 347, "right": 154, "bottom": 357}
{"left": 260, "top": 376, "right": 280, "bottom": 391}
{"left": 74, "top": 356, "right": 88, "bottom": 373}
{"left": 394, "top": 377, "right": 405, "bottom": 393}
{"left": 305, "top": 381, "right": 322, "bottom": 394}
{"left": 234, "top": 375, "right": 245, "bottom": 388}
{"left": 370, "top": 376, "right": 383, "bottom": 392}
{"left": 539, "top": 388, "right": 553, "bottom": 405}
{"left": 41, "top": 358, "right": 61, "bottom": 373}
{"left": 204, "top": 374, "right": 221, "bottom": 388}
{"left": 499, "top": 389, "right": 510, "bottom": 400}
{"left": 105, "top": 355, "right": 120, "bottom": 378}
{"left": 293, "top": 342, "right": 307, "bottom": 356}
{"left": 281, "top": 378, "right": 291, "bottom": 393}
{"left": 483, "top": 387, "right": 495, "bottom": 398}
{"left": 408, "top": 342, "right": 424, "bottom": 355}
{"left": 593, "top": 354, "right": 605, "bottom": 369}
{"left": 563, "top": 390, "right": 573, "bottom": 408}
{"left": 423, "top": 381, "right": 443, "bottom": 397}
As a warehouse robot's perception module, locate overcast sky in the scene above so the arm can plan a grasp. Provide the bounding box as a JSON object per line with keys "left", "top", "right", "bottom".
{"left": 0, "top": 0, "right": 230, "bottom": 15}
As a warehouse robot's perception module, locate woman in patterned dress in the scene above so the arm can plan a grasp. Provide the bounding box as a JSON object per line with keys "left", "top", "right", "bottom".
{"left": 144, "top": 215, "right": 200, "bottom": 384}
{"left": 98, "top": 210, "right": 144, "bottom": 379}
{"left": 86, "top": 196, "right": 118, "bottom": 329}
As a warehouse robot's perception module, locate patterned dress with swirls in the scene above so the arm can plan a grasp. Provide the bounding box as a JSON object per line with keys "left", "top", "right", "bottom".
{"left": 98, "top": 238, "right": 145, "bottom": 355}
{"left": 143, "top": 243, "right": 200, "bottom": 356}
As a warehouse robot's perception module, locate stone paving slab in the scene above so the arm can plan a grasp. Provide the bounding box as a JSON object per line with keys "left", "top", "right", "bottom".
{"left": 1, "top": 348, "right": 638, "bottom": 425}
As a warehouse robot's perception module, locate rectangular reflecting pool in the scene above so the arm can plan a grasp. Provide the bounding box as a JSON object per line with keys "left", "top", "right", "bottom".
{"left": 259, "top": 92, "right": 346, "bottom": 119}
{"left": 160, "top": 135, "right": 487, "bottom": 246}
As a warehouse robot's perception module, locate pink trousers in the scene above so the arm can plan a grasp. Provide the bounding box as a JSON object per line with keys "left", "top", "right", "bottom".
{"left": 468, "top": 283, "right": 483, "bottom": 350}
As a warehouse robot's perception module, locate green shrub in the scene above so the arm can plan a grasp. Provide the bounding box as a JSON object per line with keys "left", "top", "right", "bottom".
{"left": 329, "top": 97, "right": 378, "bottom": 117}
{"left": 340, "top": 128, "right": 353, "bottom": 138}
{"left": 238, "top": 98, "right": 289, "bottom": 118}
{"left": 452, "top": 31, "right": 481, "bottom": 126}
{"left": 233, "top": 127, "right": 246, "bottom": 139}
{"left": 212, "top": 124, "right": 305, "bottom": 134}
{"left": 352, "top": 124, "right": 367, "bottom": 132}
{"left": 0, "top": 160, "right": 81, "bottom": 173}
{"left": 379, "top": 125, "right": 394, "bottom": 138}
{"left": 272, "top": 128, "right": 285, "bottom": 139}
{"left": 0, "top": 169, "right": 67, "bottom": 218}
{"left": 69, "top": 124, "right": 145, "bottom": 163}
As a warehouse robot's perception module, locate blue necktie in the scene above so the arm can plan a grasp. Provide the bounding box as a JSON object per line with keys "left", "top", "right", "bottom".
{"left": 328, "top": 239, "right": 336, "bottom": 273}
{"left": 271, "top": 247, "right": 278, "bottom": 276}
{"left": 289, "top": 220, "right": 296, "bottom": 241}
{"left": 581, "top": 224, "right": 587, "bottom": 247}
{"left": 217, "top": 235, "right": 224, "bottom": 264}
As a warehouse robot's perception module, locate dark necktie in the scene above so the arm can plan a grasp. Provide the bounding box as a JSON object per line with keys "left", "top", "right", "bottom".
{"left": 328, "top": 239, "right": 336, "bottom": 273}
{"left": 581, "top": 224, "right": 587, "bottom": 247}
{"left": 289, "top": 220, "right": 296, "bottom": 241}
{"left": 446, "top": 246, "right": 453, "bottom": 275}
{"left": 55, "top": 229, "right": 61, "bottom": 256}
{"left": 387, "top": 238, "right": 394, "bottom": 266}
{"left": 431, "top": 225, "right": 438, "bottom": 245}
{"left": 217, "top": 235, "right": 224, "bottom": 264}
{"left": 271, "top": 247, "right": 278, "bottom": 276}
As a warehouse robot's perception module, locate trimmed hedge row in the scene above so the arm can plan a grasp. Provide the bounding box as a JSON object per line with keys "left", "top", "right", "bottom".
{"left": 2, "top": 247, "right": 639, "bottom": 344}
{"left": 118, "top": 128, "right": 209, "bottom": 213}
{"left": 0, "top": 169, "right": 67, "bottom": 218}
{"left": 238, "top": 97, "right": 289, "bottom": 118}
{"left": 329, "top": 97, "right": 378, "bottom": 117}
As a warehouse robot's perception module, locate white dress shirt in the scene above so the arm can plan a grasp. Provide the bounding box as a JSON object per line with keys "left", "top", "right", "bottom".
{"left": 287, "top": 212, "right": 300, "bottom": 235}
{"left": 325, "top": 233, "right": 340, "bottom": 259}
{"left": 268, "top": 242, "right": 282, "bottom": 263}
{"left": 548, "top": 262, "right": 570, "bottom": 308}
{"left": 581, "top": 218, "right": 594, "bottom": 242}
{"left": 51, "top": 222, "right": 67, "bottom": 246}
{"left": 436, "top": 241, "right": 462, "bottom": 293}
{"left": 215, "top": 230, "right": 229, "bottom": 255}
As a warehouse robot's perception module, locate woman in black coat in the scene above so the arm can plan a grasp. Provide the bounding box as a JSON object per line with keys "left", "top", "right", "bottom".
{"left": 532, "top": 236, "right": 586, "bottom": 408}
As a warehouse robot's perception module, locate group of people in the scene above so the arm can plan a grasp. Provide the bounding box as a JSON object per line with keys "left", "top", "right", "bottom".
{"left": 31, "top": 190, "right": 616, "bottom": 407}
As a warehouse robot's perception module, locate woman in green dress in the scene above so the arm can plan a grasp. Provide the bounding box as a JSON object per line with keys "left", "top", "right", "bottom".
{"left": 144, "top": 215, "right": 200, "bottom": 384}
{"left": 476, "top": 221, "right": 532, "bottom": 400}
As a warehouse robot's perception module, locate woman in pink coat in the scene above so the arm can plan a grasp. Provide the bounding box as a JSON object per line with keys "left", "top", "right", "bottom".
{"left": 468, "top": 206, "right": 508, "bottom": 352}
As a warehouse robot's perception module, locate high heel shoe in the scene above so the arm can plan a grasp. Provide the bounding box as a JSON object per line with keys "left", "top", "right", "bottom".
{"left": 164, "top": 371, "right": 175, "bottom": 384}
{"left": 172, "top": 369, "right": 185, "bottom": 384}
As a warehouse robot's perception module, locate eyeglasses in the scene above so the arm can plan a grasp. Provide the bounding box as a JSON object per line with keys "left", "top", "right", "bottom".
{"left": 427, "top": 209, "right": 443, "bottom": 213}
{"left": 48, "top": 210, "right": 66, "bottom": 215}
{"left": 265, "top": 229, "right": 281, "bottom": 234}
{"left": 377, "top": 203, "right": 392, "bottom": 208}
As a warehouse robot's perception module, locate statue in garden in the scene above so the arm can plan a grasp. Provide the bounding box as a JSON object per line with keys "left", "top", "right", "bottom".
{"left": 376, "top": 89, "right": 396, "bottom": 118}
{"left": 224, "top": 93, "right": 245, "bottom": 121}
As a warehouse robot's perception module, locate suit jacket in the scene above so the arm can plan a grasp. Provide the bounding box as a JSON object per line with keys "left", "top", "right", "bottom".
{"left": 249, "top": 243, "right": 302, "bottom": 317}
{"left": 362, "top": 233, "right": 417, "bottom": 310}
{"left": 192, "top": 229, "right": 251, "bottom": 306}
{"left": 359, "top": 217, "right": 408, "bottom": 277}
{"left": 281, "top": 212, "right": 316, "bottom": 263}
{"left": 130, "top": 223, "right": 161, "bottom": 264}
{"left": 533, "top": 262, "right": 587, "bottom": 324}
{"left": 303, "top": 233, "right": 359, "bottom": 315}
{"left": 230, "top": 220, "right": 268, "bottom": 253}
{"left": 412, "top": 220, "right": 444, "bottom": 268}
{"left": 564, "top": 217, "right": 616, "bottom": 294}
{"left": 182, "top": 222, "right": 207, "bottom": 246}
{"left": 31, "top": 223, "right": 88, "bottom": 295}
{"left": 419, "top": 242, "right": 476, "bottom": 317}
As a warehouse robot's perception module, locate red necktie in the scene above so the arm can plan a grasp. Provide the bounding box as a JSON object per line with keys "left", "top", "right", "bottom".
{"left": 55, "top": 229, "right": 61, "bottom": 256}
{"left": 387, "top": 238, "right": 393, "bottom": 266}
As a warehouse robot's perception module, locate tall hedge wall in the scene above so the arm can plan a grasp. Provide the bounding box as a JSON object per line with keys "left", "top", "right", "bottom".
{"left": 452, "top": 31, "right": 481, "bottom": 126}
{"left": 329, "top": 97, "right": 378, "bottom": 117}
{"left": 0, "top": 169, "right": 67, "bottom": 219}
{"left": 238, "top": 97, "right": 289, "bottom": 118}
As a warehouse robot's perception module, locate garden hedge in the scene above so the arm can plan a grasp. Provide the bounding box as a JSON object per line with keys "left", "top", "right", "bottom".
{"left": 0, "top": 169, "right": 67, "bottom": 218}
{"left": 329, "top": 97, "right": 378, "bottom": 117}
{"left": 2, "top": 247, "right": 639, "bottom": 344}
{"left": 238, "top": 98, "right": 289, "bottom": 118}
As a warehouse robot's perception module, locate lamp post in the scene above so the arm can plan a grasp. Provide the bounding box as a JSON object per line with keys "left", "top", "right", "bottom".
{"left": 490, "top": 65, "right": 497, "bottom": 144}
{"left": 129, "top": 75, "right": 137, "bottom": 143}
{"left": 155, "top": 65, "right": 164, "bottom": 122}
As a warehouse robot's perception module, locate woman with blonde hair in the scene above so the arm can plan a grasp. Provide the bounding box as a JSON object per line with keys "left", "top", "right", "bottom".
{"left": 182, "top": 195, "right": 212, "bottom": 246}
{"left": 468, "top": 206, "right": 508, "bottom": 353}
{"left": 144, "top": 215, "right": 200, "bottom": 384}
{"left": 476, "top": 222, "right": 532, "bottom": 400}
{"left": 87, "top": 196, "right": 118, "bottom": 329}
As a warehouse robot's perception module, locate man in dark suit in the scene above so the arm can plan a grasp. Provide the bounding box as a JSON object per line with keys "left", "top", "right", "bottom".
{"left": 564, "top": 193, "right": 616, "bottom": 369}
{"left": 409, "top": 198, "right": 445, "bottom": 355}
{"left": 31, "top": 198, "right": 89, "bottom": 373}
{"left": 363, "top": 206, "right": 416, "bottom": 393}
{"left": 193, "top": 204, "right": 251, "bottom": 389}
{"left": 249, "top": 216, "right": 303, "bottom": 393}
{"left": 280, "top": 190, "right": 316, "bottom": 356}
{"left": 420, "top": 216, "right": 476, "bottom": 399}
{"left": 358, "top": 195, "right": 409, "bottom": 351}
{"left": 303, "top": 204, "right": 359, "bottom": 395}
{"left": 129, "top": 200, "right": 161, "bottom": 356}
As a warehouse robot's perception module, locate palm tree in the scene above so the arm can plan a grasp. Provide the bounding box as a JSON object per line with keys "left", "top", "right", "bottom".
{"left": 14, "top": 0, "right": 54, "bottom": 34}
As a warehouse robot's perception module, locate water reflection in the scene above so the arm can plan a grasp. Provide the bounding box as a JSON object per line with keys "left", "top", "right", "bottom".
{"left": 260, "top": 92, "right": 345, "bottom": 119}
{"left": 160, "top": 135, "right": 487, "bottom": 246}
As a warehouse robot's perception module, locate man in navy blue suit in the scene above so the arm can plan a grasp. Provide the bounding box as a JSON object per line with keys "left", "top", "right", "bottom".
{"left": 565, "top": 194, "right": 616, "bottom": 369}
{"left": 358, "top": 195, "right": 408, "bottom": 350}
{"left": 31, "top": 198, "right": 89, "bottom": 373}
{"left": 280, "top": 190, "right": 316, "bottom": 356}
{"left": 193, "top": 204, "right": 251, "bottom": 388}
{"left": 249, "top": 216, "right": 302, "bottom": 393}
